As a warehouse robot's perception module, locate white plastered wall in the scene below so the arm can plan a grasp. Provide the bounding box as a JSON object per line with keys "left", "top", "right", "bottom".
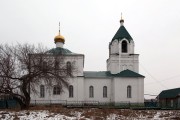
{"left": 64, "top": 55, "right": 84, "bottom": 76}
{"left": 84, "top": 78, "right": 112, "bottom": 102}
{"left": 30, "top": 76, "right": 144, "bottom": 104}
{"left": 113, "top": 77, "right": 144, "bottom": 103}
{"left": 107, "top": 38, "right": 138, "bottom": 74}
{"left": 30, "top": 77, "right": 84, "bottom": 102}
{"left": 30, "top": 53, "right": 85, "bottom": 102}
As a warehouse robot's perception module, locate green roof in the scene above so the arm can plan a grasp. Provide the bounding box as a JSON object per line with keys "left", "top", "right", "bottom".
{"left": 158, "top": 88, "right": 180, "bottom": 99}
{"left": 47, "top": 47, "right": 73, "bottom": 55}
{"left": 112, "top": 25, "right": 133, "bottom": 43}
{"left": 84, "top": 69, "right": 144, "bottom": 78}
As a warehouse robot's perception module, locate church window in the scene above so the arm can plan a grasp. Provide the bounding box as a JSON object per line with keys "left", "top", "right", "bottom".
{"left": 66, "top": 61, "right": 72, "bottom": 75}
{"left": 69, "top": 85, "right": 73, "bottom": 98}
{"left": 42, "top": 61, "right": 47, "bottom": 71}
{"left": 127, "top": 85, "right": 132, "bottom": 98}
{"left": 53, "top": 86, "right": 60, "bottom": 95}
{"left": 122, "top": 41, "right": 128, "bottom": 53}
{"left": 89, "top": 86, "right": 94, "bottom": 98}
{"left": 40, "top": 85, "right": 45, "bottom": 98}
{"left": 103, "top": 86, "right": 107, "bottom": 98}
{"left": 67, "top": 61, "right": 71, "bottom": 68}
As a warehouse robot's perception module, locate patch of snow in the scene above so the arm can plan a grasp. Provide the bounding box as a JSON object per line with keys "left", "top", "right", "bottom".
{"left": 0, "top": 110, "right": 179, "bottom": 120}
{"left": 153, "top": 111, "right": 161, "bottom": 119}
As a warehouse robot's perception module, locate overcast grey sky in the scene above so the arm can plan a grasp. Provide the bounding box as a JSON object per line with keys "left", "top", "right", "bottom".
{"left": 0, "top": 0, "right": 180, "bottom": 98}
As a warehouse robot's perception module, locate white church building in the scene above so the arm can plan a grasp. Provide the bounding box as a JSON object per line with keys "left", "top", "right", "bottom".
{"left": 30, "top": 18, "right": 145, "bottom": 105}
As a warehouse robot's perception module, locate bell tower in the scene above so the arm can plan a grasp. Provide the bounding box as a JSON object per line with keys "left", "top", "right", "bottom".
{"left": 107, "top": 15, "right": 139, "bottom": 74}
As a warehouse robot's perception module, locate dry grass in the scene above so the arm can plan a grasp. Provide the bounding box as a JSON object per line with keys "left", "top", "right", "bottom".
{"left": 1, "top": 105, "right": 180, "bottom": 120}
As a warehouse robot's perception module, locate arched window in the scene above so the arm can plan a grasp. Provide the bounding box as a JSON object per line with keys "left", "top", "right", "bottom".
{"left": 127, "top": 85, "right": 132, "bottom": 98}
{"left": 53, "top": 86, "right": 60, "bottom": 95}
{"left": 89, "top": 86, "right": 94, "bottom": 98}
{"left": 42, "top": 61, "right": 47, "bottom": 71}
{"left": 103, "top": 86, "right": 107, "bottom": 98}
{"left": 69, "top": 85, "right": 73, "bottom": 98}
{"left": 66, "top": 61, "right": 72, "bottom": 75}
{"left": 66, "top": 61, "right": 71, "bottom": 68}
{"left": 122, "top": 41, "right": 128, "bottom": 53}
{"left": 40, "top": 85, "right": 45, "bottom": 98}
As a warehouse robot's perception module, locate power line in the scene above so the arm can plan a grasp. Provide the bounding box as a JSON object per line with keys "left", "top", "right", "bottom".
{"left": 140, "top": 63, "right": 168, "bottom": 89}
{"left": 145, "top": 74, "right": 180, "bottom": 85}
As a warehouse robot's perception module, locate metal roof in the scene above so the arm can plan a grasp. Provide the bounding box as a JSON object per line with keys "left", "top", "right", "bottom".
{"left": 112, "top": 25, "right": 133, "bottom": 43}
{"left": 84, "top": 69, "right": 144, "bottom": 78}
{"left": 47, "top": 47, "right": 73, "bottom": 55}
{"left": 158, "top": 88, "right": 180, "bottom": 99}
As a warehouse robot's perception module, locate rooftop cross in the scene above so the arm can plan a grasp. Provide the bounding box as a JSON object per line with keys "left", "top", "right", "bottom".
{"left": 121, "top": 12, "right": 123, "bottom": 20}
{"left": 120, "top": 13, "right": 124, "bottom": 26}
{"left": 59, "top": 22, "right": 60, "bottom": 34}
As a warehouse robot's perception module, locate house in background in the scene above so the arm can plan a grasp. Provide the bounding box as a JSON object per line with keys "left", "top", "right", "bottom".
{"left": 30, "top": 17, "right": 145, "bottom": 106}
{"left": 157, "top": 88, "right": 180, "bottom": 109}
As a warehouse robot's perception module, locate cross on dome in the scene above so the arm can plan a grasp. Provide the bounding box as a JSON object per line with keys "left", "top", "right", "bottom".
{"left": 120, "top": 13, "right": 124, "bottom": 26}
{"left": 54, "top": 22, "right": 65, "bottom": 44}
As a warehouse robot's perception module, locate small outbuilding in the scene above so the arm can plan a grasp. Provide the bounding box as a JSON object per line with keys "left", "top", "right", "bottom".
{"left": 157, "top": 88, "right": 180, "bottom": 109}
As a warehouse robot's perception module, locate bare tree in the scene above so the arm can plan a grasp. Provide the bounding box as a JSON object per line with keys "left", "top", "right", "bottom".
{"left": 0, "top": 43, "right": 73, "bottom": 109}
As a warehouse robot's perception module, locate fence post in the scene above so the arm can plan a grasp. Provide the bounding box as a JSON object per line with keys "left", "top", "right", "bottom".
{"left": 35, "top": 100, "right": 36, "bottom": 106}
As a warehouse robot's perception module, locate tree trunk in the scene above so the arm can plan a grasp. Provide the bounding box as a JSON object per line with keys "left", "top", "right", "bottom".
{"left": 21, "top": 80, "right": 31, "bottom": 109}
{"left": 13, "top": 96, "right": 26, "bottom": 109}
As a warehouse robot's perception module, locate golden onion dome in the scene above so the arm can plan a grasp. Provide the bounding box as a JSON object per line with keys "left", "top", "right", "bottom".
{"left": 54, "top": 33, "right": 65, "bottom": 43}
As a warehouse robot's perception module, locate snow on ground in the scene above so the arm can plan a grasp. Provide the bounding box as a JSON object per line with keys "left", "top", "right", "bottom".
{"left": 0, "top": 109, "right": 180, "bottom": 120}
{"left": 0, "top": 110, "right": 81, "bottom": 120}
{"left": 4, "top": 110, "right": 95, "bottom": 120}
